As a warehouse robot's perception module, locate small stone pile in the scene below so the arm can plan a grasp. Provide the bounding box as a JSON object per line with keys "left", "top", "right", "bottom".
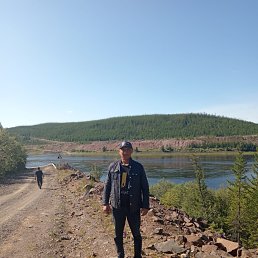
{"left": 141, "top": 197, "right": 258, "bottom": 257}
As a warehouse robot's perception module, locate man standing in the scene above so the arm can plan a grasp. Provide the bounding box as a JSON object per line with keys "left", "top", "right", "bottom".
{"left": 103, "top": 141, "right": 149, "bottom": 258}
{"left": 35, "top": 167, "right": 44, "bottom": 189}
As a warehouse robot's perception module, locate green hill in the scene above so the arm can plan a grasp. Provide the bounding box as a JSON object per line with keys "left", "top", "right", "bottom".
{"left": 7, "top": 113, "right": 258, "bottom": 143}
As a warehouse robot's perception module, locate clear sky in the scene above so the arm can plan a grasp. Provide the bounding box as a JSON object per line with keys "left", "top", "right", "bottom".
{"left": 1, "top": 0, "right": 257, "bottom": 128}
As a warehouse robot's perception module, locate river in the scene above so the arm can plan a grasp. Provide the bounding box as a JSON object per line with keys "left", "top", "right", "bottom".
{"left": 26, "top": 153, "right": 255, "bottom": 189}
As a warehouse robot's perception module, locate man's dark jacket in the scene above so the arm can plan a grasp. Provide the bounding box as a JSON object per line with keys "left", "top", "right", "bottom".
{"left": 102, "top": 158, "right": 149, "bottom": 212}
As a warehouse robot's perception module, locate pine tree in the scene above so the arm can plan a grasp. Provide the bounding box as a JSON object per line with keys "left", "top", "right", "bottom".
{"left": 191, "top": 155, "right": 212, "bottom": 220}
{"left": 242, "top": 153, "right": 258, "bottom": 248}
{"left": 227, "top": 152, "right": 248, "bottom": 247}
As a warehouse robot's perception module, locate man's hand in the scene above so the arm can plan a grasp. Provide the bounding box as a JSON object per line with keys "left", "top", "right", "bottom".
{"left": 103, "top": 205, "right": 111, "bottom": 215}
{"left": 141, "top": 208, "right": 149, "bottom": 216}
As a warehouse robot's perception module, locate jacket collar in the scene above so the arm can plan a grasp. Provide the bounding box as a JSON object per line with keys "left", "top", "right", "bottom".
{"left": 120, "top": 157, "right": 133, "bottom": 166}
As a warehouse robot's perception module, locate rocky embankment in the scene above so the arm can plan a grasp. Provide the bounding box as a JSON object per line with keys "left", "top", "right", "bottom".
{"left": 59, "top": 167, "right": 258, "bottom": 258}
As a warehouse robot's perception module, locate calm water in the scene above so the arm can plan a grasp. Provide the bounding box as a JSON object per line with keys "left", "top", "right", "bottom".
{"left": 26, "top": 153, "right": 255, "bottom": 189}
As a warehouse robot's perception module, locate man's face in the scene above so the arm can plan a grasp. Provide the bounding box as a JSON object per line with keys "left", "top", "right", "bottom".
{"left": 119, "top": 147, "right": 133, "bottom": 161}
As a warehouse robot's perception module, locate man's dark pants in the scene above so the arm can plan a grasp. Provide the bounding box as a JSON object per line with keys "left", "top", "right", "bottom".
{"left": 112, "top": 207, "right": 142, "bottom": 258}
{"left": 37, "top": 177, "right": 43, "bottom": 189}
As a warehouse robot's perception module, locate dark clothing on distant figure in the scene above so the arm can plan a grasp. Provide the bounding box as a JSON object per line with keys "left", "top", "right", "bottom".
{"left": 35, "top": 169, "right": 43, "bottom": 189}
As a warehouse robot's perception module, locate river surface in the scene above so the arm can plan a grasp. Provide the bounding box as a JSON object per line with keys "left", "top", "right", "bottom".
{"left": 26, "top": 153, "right": 255, "bottom": 189}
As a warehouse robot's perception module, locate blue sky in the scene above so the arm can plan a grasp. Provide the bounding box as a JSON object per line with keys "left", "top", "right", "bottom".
{"left": 1, "top": 0, "right": 257, "bottom": 128}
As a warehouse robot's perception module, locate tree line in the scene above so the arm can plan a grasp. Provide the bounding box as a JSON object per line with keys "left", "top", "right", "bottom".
{"left": 0, "top": 124, "right": 27, "bottom": 178}
{"left": 7, "top": 113, "right": 258, "bottom": 143}
{"left": 150, "top": 152, "right": 258, "bottom": 249}
{"left": 189, "top": 142, "right": 257, "bottom": 152}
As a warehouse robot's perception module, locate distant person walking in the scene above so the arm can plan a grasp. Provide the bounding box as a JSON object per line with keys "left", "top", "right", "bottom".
{"left": 35, "top": 167, "right": 44, "bottom": 189}
{"left": 102, "top": 141, "right": 150, "bottom": 258}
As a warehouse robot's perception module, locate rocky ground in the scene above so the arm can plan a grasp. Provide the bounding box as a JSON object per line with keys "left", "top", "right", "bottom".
{"left": 0, "top": 165, "right": 257, "bottom": 258}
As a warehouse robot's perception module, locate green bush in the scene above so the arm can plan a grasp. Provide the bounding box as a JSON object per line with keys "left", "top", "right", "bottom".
{"left": 209, "top": 188, "right": 231, "bottom": 230}
{"left": 160, "top": 183, "right": 187, "bottom": 209}
{"left": 0, "top": 127, "right": 27, "bottom": 178}
{"left": 149, "top": 179, "right": 174, "bottom": 199}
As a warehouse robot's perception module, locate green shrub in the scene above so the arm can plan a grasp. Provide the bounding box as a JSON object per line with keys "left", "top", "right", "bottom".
{"left": 160, "top": 181, "right": 203, "bottom": 218}
{"left": 210, "top": 188, "right": 230, "bottom": 230}
{"left": 0, "top": 128, "right": 27, "bottom": 178}
{"left": 149, "top": 179, "right": 174, "bottom": 199}
{"left": 160, "top": 181, "right": 225, "bottom": 223}
{"left": 160, "top": 183, "right": 187, "bottom": 208}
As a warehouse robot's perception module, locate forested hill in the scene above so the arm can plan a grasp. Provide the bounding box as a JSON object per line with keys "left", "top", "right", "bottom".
{"left": 7, "top": 113, "right": 258, "bottom": 143}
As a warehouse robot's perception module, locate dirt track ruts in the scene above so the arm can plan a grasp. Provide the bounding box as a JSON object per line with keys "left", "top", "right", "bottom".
{"left": 0, "top": 165, "right": 61, "bottom": 258}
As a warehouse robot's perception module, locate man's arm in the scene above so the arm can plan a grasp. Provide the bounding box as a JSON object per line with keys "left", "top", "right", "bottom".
{"left": 140, "top": 165, "right": 150, "bottom": 212}
{"left": 102, "top": 168, "right": 112, "bottom": 214}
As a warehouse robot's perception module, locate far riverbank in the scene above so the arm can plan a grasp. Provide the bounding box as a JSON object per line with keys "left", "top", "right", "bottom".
{"left": 24, "top": 135, "right": 258, "bottom": 157}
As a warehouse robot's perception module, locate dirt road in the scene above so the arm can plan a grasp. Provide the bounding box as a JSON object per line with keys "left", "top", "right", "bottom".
{"left": 0, "top": 165, "right": 61, "bottom": 258}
